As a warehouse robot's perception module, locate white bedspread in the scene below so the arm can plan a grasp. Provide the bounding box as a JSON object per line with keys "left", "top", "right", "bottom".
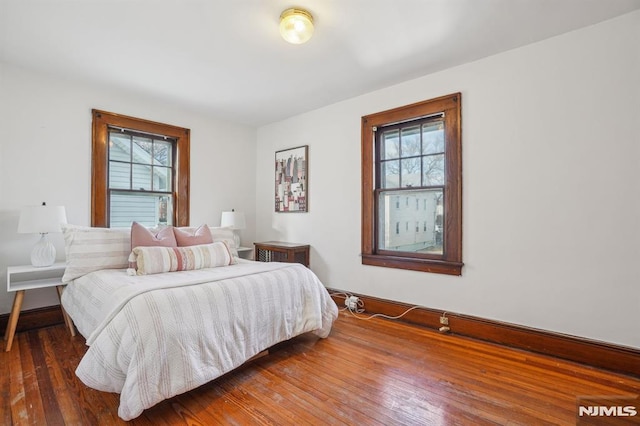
{"left": 61, "top": 261, "right": 338, "bottom": 420}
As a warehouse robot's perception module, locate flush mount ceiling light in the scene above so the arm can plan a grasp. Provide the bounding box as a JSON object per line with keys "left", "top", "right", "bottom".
{"left": 279, "top": 8, "right": 314, "bottom": 44}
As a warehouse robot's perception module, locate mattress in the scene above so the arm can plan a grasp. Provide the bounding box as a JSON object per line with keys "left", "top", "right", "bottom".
{"left": 61, "top": 260, "right": 338, "bottom": 420}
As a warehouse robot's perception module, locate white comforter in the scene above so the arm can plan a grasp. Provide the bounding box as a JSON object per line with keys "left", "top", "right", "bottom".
{"left": 61, "top": 261, "right": 338, "bottom": 420}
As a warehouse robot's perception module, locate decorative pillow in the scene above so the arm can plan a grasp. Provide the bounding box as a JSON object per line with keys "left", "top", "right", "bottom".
{"left": 209, "top": 226, "right": 239, "bottom": 258}
{"left": 173, "top": 224, "right": 213, "bottom": 247}
{"left": 61, "top": 224, "right": 131, "bottom": 283}
{"left": 130, "top": 221, "right": 177, "bottom": 249}
{"left": 129, "top": 222, "right": 178, "bottom": 269}
{"left": 131, "top": 241, "right": 235, "bottom": 275}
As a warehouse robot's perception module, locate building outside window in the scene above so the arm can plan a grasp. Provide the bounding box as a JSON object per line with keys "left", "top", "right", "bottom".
{"left": 108, "top": 129, "right": 175, "bottom": 228}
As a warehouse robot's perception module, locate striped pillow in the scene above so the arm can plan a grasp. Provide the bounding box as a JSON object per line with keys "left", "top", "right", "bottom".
{"left": 131, "top": 241, "right": 235, "bottom": 276}
{"left": 62, "top": 225, "right": 131, "bottom": 282}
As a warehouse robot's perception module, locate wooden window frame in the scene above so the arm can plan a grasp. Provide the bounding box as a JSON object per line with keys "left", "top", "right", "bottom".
{"left": 91, "top": 109, "right": 190, "bottom": 227}
{"left": 361, "top": 93, "right": 463, "bottom": 275}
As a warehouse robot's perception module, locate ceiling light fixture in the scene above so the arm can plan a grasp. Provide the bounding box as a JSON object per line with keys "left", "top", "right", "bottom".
{"left": 279, "top": 8, "right": 314, "bottom": 44}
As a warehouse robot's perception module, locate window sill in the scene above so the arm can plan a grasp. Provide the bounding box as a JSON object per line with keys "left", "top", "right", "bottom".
{"left": 362, "top": 254, "right": 463, "bottom": 276}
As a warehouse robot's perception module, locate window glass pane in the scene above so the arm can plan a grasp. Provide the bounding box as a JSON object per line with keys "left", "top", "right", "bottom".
{"left": 109, "top": 132, "right": 131, "bottom": 161}
{"left": 381, "top": 130, "right": 399, "bottom": 160}
{"left": 133, "top": 136, "right": 153, "bottom": 165}
{"left": 422, "top": 154, "right": 445, "bottom": 186}
{"left": 158, "top": 195, "right": 173, "bottom": 225}
{"left": 108, "top": 161, "right": 130, "bottom": 189}
{"left": 154, "top": 140, "right": 172, "bottom": 166}
{"left": 422, "top": 121, "right": 445, "bottom": 154}
{"left": 377, "top": 189, "right": 444, "bottom": 255}
{"left": 381, "top": 160, "right": 399, "bottom": 188}
{"left": 400, "top": 126, "right": 420, "bottom": 157}
{"left": 401, "top": 158, "right": 421, "bottom": 187}
{"left": 153, "top": 166, "right": 172, "bottom": 191}
{"left": 132, "top": 164, "right": 152, "bottom": 190}
{"left": 109, "top": 191, "right": 173, "bottom": 228}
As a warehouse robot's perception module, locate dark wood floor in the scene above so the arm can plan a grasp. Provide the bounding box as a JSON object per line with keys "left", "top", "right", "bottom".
{"left": 1, "top": 310, "right": 639, "bottom": 425}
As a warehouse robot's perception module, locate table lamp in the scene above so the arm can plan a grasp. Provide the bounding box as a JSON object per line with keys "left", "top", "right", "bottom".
{"left": 18, "top": 202, "right": 68, "bottom": 267}
{"left": 220, "top": 209, "right": 246, "bottom": 248}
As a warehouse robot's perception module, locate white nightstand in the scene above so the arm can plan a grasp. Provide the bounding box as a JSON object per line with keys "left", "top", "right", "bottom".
{"left": 237, "top": 246, "right": 254, "bottom": 260}
{"left": 4, "top": 262, "right": 76, "bottom": 352}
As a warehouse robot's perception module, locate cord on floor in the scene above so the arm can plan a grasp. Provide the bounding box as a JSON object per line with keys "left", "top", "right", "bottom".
{"left": 329, "top": 291, "right": 431, "bottom": 321}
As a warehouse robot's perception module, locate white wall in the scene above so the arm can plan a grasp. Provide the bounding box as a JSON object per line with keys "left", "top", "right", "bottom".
{"left": 256, "top": 11, "right": 640, "bottom": 348}
{"left": 0, "top": 63, "right": 256, "bottom": 313}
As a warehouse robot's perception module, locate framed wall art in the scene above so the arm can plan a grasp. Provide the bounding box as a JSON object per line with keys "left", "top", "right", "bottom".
{"left": 275, "top": 145, "right": 308, "bottom": 212}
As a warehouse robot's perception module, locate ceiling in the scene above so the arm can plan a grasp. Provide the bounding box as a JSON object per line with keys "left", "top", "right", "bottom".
{"left": 1, "top": 0, "right": 639, "bottom": 127}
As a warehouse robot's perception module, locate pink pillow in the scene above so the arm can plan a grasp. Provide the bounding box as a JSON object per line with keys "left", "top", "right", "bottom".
{"left": 130, "top": 222, "right": 177, "bottom": 249}
{"left": 174, "top": 224, "right": 213, "bottom": 247}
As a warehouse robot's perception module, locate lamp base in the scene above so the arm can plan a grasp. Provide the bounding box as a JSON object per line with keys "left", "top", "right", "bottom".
{"left": 233, "top": 231, "right": 241, "bottom": 249}
{"left": 31, "top": 234, "right": 56, "bottom": 267}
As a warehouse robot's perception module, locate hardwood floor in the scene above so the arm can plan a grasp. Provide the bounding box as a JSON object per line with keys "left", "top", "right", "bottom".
{"left": 1, "top": 310, "right": 639, "bottom": 425}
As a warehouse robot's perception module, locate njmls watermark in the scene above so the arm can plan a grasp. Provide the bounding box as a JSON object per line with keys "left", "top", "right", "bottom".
{"left": 577, "top": 395, "right": 639, "bottom": 425}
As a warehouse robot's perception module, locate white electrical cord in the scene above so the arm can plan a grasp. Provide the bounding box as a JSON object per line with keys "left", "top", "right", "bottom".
{"left": 329, "top": 291, "right": 432, "bottom": 321}
{"left": 347, "top": 304, "right": 422, "bottom": 320}
{"left": 329, "top": 292, "right": 351, "bottom": 312}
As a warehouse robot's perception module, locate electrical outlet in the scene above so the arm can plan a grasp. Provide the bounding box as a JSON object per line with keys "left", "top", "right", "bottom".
{"left": 440, "top": 316, "right": 449, "bottom": 325}
{"left": 345, "top": 296, "right": 359, "bottom": 310}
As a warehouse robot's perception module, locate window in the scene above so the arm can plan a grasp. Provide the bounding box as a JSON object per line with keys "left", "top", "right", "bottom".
{"left": 91, "top": 109, "right": 190, "bottom": 228}
{"left": 361, "top": 93, "right": 462, "bottom": 275}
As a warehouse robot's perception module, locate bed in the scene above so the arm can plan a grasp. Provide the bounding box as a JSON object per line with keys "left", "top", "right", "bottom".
{"left": 59, "top": 224, "right": 338, "bottom": 420}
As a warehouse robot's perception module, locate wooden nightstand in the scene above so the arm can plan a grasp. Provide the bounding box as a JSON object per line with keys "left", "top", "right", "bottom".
{"left": 4, "top": 263, "right": 76, "bottom": 352}
{"left": 253, "top": 241, "right": 310, "bottom": 268}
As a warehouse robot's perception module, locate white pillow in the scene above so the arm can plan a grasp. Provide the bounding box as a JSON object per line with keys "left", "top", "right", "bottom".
{"left": 209, "top": 226, "right": 239, "bottom": 258}
{"left": 62, "top": 224, "right": 131, "bottom": 282}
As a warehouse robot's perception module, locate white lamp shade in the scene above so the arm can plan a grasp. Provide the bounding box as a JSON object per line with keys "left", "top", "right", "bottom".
{"left": 220, "top": 211, "right": 246, "bottom": 229}
{"left": 18, "top": 204, "right": 68, "bottom": 234}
